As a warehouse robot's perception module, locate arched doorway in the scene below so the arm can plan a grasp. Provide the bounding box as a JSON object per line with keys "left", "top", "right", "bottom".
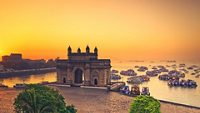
{"left": 91, "top": 70, "right": 99, "bottom": 86}
{"left": 74, "top": 69, "right": 83, "bottom": 84}
{"left": 63, "top": 77, "right": 66, "bottom": 83}
{"left": 94, "top": 78, "right": 98, "bottom": 85}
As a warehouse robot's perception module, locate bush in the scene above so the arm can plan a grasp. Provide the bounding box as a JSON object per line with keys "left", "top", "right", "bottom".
{"left": 129, "top": 95, "right": 161, "bottom": 113}
{"left": 14, "top": 84, "right": 77, "bottom": 113}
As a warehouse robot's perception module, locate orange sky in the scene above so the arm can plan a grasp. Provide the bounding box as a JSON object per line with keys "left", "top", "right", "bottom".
{"left": 0, "top": 0, "right": 200, "bottom": 61}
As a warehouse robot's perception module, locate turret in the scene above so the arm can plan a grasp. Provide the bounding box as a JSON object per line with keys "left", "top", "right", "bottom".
{"left": 68, "top": 46, "right": 72, "bottom": 54}
{"left": 77, "top": 48, "right": 81, "bottom": 53}
{"left": 86, "top": 45, "right": 90, "bottom": 53}
{"left": 94, "top": 47, "right": 98, "bottom": 54}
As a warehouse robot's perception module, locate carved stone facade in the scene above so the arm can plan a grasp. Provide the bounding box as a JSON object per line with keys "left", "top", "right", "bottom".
{"left": 56, "top": 46, "right": 111, "bottom": 87}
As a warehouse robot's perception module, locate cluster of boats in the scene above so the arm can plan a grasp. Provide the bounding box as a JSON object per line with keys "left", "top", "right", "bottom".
{"left": 168, "top": 79, "right": 197, "bottom": 88}
{"left": 145, "top": 66, "right": 169, "bottom": 77}
{"left": 120, "top": 85, "right": 150, "bottom": 96}
{"left": 146, "top": 70, "right": 159, "bottom": 77}
{"left": 137, "top": 66, "right": 148, "bottom": 72}
{"left": 158, "top": 68, "right": 198, "bottom": 88}
{"left": 159, "top": 70, "right": 185, "bottom": 80}
{"left": 120, "top": 69, "right": 137, "bottom": 76}
{"left": 111, "top": 74, "right": 121, "bottom": 80}
{"left": 111, "top": 69, "right": 119, "bottom": 74}
{"left": 127, "top": 75, "right": 150, "bottom": 84}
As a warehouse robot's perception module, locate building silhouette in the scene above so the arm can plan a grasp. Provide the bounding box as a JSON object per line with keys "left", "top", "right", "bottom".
{"left": 56, "top": 46, "right": 111, "bottom": 87}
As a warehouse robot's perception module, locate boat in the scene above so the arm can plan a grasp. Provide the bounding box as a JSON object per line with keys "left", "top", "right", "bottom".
{"left": 120, "top": 86, "right": 130, "bottom": 95}
{"left": 191, "top": 73, "right": 196, "bottom": 75}
{"left": 180, "top": 79, "right": 187, "bottom": 87}
{"left": 111, "top": 69, "right": 119, "bottom": 73}
{"left": 110, "top": 82, "right": 125, "bottom": 92}
{"left": 13, "top": 84, "right": 27, "bottom": 89}
{"left": 120, "top": 69, "right": 137, "bottom": 76}
{"left": 159, "top": 74, "right": 171, "bottom": 81}
{"left": 146, "top": 70, "right": 158, "bottom": 77}
{"left": 152, "top": 66, "right": 157, "bottom": 70}
{"left": 111, "top": 74, "right": 121, "bottom": 80}
{"left": 194, "top": 69, "right": 200, "bottom": 73}
{"left": 179, "top": 68, "right": 189, "bottom": 74}
{"left": 187, "top": 67, "right": 194, "bottom": 70}
{"left": 179, "top": 64, "right": 186, "bottom": 67}
{"left": 0, "top": 83, "right": 8, "bottom": 88}
{"left": 168, "top": 79, "right": 197, "bottom": 88}
{"left": 159, "top": 67, "right": 169, "bottom": 72}
{"left": 141, "top": 87, "right": 150, "bottom": 95}
{"left": 137, "top": 66, "right": 148, "bottom": 72}
{"left": 195, "top": 74, "right": 200, "bottom": 78}
{"left": 127, "top": 75, "right": 150, "bottom": 84}
{"left": 134, "top": 66, "right": 140, "bottom": 68}
{"left": 187, "top": 79, "right": 197, "bottom": 88}
{"left": 168, "top": 70, "right": 185, "bottom": 78}
{"left": 129, "top": 85, "right": 140, "bottom": 96}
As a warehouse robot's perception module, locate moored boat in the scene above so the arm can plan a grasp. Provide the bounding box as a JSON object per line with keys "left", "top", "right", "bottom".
{"left": 168, "top": 79, "right": 197, "bottom": 88}
{"left": 127, "top": 75, "right": 150, "bottom": 84}
{"left": 129, "top": 85, "right": 140, "bottom": 96}
{"left": 0, "top": 83, "right": 8, "bottom": 88}
{"left": 120, "top": 69, "right": 137, "bottom": 76}
{"left": 141, "top": 87, "right": 150, "bottom": 96}
{"left": 137, "top": 66, "right": 148, "bottom": 72}
{"left": 120, "top": 86, "right": 130, "bottom": 95}
{"left": 195, "top": 74, "right": 200, "bottom": 78}
{"left": 13, "top": 83, "right": 27, "bottom": 89}
{"left": 111, "top": 74, "right": 121, "bottom": 80}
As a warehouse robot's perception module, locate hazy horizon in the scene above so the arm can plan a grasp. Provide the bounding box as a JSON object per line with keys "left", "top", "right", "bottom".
{"left": 0, "top": 0, "right": 200, "bottom": 61}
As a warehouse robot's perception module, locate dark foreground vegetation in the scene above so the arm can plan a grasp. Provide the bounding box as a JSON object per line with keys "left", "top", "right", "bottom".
{"left": 129, "top": 95, "right": 161, "bottom": 113}
{"left": 13, "top": 84, "right": 77, "bottom": 113}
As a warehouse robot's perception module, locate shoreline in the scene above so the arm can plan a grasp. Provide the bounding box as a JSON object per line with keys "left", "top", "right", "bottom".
{"left": 0, "top": 67, "right": 56, "bottom": 78}
{"left": 159, "top": 99, "right": 200, "bottom": 110}
{"left": 1, "top": 83, "right": 200, "bottom": 109}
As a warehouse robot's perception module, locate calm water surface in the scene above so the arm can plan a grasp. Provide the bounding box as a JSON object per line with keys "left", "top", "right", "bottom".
{"left": 0, "top": 72, "right": 57, "bottom": 87}
{"left": 0, "top": 61, "right": 200, "bottom": 107}
{"left": 112, "top": 61, "right": 200, "bottom": 107}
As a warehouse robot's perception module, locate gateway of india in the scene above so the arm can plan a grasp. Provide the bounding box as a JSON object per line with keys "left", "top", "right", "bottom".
{"left": 56, "top": 46, "right": 111, "bottom": 87}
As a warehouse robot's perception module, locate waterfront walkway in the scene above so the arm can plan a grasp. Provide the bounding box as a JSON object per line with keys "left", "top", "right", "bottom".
{"left": 1, "top": 87, "right": 200, "bottom": 113}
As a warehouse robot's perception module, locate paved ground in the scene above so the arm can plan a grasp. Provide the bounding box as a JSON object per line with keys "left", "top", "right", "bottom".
{"left": 1, "top": 87, "right": 200, "bottom": 113}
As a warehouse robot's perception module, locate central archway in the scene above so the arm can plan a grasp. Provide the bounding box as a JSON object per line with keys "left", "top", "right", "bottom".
{"left": 94, "top": 78, "right": 98, "bottom": 85}
{"left": 74, "top": 68, "right": 83, "bottom": 84}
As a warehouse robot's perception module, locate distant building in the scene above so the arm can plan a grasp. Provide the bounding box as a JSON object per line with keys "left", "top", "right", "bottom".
{"left": 56, "top": 46, "right": 111, "bottom": 87}
{"left": 46, "top": 59, "right": 56, "bottom": 67}
{"left": 0, "top": 64, "right": 4, "bottom": 72}
{"left": 1, "top": 53, "right": 56, "bottom": 70}
{"left": 2, "top": 53, "right": 22, "bottom": 63}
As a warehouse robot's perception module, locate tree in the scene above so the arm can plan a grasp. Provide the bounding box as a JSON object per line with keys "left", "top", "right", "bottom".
{"left": 13, "top": 84, "right": 77, "bottom": 113}
{"left": 129, "top": 95, "right": 161, "bottom": 113}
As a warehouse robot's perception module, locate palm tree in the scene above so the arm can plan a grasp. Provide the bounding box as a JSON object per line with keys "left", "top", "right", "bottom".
{"left": 14, "top": 84, "right": 76, "bottom": 113}
{"left": 15, "top": 89, "right": 55, "bottom": 113}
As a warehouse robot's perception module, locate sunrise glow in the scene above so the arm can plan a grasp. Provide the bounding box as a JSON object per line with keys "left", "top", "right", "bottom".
{"left": 0, "top": 0, "right": 200, "bottom": 61}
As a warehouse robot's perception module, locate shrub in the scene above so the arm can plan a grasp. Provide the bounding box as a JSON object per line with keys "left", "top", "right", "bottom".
{"left": 129, "top": 95, "right": 161, "bottom": 113}
{"left": 14, "top": 84, "right": 77, "bottom": 113}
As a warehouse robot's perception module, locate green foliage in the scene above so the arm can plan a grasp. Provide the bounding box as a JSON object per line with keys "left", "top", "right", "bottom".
{"left": 14, "top": 84, "right": 77, "bottom": 113}
{"left": 129, "top": 95, "right": 161, "bottom": 113}
{"left": 65, "top": 105, "right": 77, "bottom": 113}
